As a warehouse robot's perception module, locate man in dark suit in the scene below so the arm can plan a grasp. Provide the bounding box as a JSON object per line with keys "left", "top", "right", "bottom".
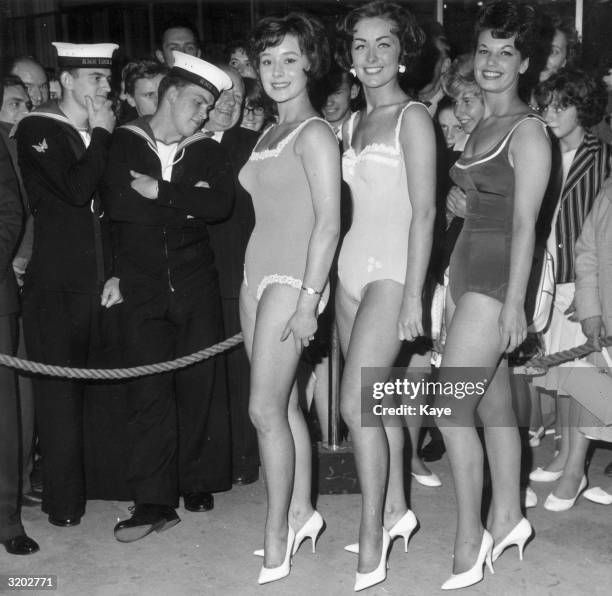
{"left": 204, "top": 66, "right": 260, "bottom": 485}
{"left": 0, "top": 110, "right": 38, "bottom": 554}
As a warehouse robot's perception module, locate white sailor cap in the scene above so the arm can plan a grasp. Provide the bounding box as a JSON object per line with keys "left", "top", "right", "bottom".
{"left": 169, "top": 51, "right": 232, "bottom": 100}
{"left": 52, "top": 42, "right": 119, "bottom": 68}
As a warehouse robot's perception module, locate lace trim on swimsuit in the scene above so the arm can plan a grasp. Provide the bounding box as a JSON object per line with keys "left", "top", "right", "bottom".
{"left": 256, "top": 274, "right": 302, "bottom": 300}
{"left": 250, "top": 117, "right": 332, "bottom": 161}
{"left": 253, "top": 274, "right": 327, "bottom": 314}
{"left": 344, "top": 101, "right": 429, "bottom": 161}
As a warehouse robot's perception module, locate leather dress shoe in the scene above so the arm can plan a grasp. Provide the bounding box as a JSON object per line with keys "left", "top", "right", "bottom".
{"left": 233, "top": 468, "right": 259, "bottom": 486}
{"left": 605, "top": 461, "right": 612, "bottom": 477}
{"left": 421, "top": 439, "right": 446, "bottom": 462}
{"left": 48, "top": 514, "right": 81, "bottom": 527}
{"left": 2, "top": 534, "right": 40, "bottom": 555}
{"left": 183, "top": 492, "right": 214, "bottom": 512}
{"left": 114, "top": 504, "right": 180, "bottom": 543}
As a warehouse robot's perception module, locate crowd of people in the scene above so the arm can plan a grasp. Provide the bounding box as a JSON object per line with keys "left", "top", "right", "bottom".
{"left": 1, "top": 0, "right": 611, "bottom": 592}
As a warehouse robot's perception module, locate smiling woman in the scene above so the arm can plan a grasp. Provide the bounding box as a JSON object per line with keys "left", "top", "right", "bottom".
{"left": 238, "top": 12, "right": 340, "bottom": 587}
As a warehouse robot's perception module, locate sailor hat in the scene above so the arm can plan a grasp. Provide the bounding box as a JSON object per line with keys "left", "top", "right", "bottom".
{"left": 52, "top": 42, "right": 119, "bottom": 68}
{"left": 169, "top": 51, "right": 232, "bottom": 100}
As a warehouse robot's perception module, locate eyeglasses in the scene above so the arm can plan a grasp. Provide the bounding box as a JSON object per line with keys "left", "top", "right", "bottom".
{"left": 244, "top": 105, "right": 264, "bottom": 116}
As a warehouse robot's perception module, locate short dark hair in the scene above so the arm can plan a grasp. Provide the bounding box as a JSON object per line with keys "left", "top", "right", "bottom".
{"left": 535, "top": 68, "right": 607, "bottom": 128}
{"left": 156, "top": 72, "right": 191, "bottom": 103}
{"left": 474, "top": 0, "right": 540, "bottom": 60}
{"left": 226, "top": 39, "right": 249, "bottom": 61}
{"left": 2, "top": 74, "right": 28, "bottom": 95}
{"left": 336, "top": 0, "right": 426, "bottom": 71}
{"left": 249, "top": 12, "right": 330, "bottom": 81}
{"left": 243, "top": 76, "right": 275, "bottom": 121}
{"left": 123, "top": 59, "right": 167, "bottom": 97}
{"left": 157, "top": 17, "right": 200, "bottom": 48}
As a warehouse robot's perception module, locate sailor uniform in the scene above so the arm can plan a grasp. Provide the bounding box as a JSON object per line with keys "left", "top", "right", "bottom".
{"left": 101, "top": 118, "right": 234, "bottom": 505}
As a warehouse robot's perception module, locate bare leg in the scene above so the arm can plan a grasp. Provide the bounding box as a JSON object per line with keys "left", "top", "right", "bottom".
{"left": 240, "top": 284, "right": 304, "bottom": 568}
{"left": 544, "top": 395, "right": 570, "bottom": 471}
{"left": 479, "top": 360, "right": 523, "bottom": 542}
{"left": 436, "top": 291, "right": 508, "bottom": 574}
{"left": 553, "top": 397, "right": 589, "bottom": 498}
{"left": 336, "top": 280, "right": 404, "bottom": 573}
{"left": 287, "top": 380, "right": 315, "bottom": 529}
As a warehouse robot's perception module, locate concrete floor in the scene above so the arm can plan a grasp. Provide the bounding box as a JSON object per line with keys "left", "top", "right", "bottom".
{"left": 2, "top": 438, "right": 611, "bottom": 596}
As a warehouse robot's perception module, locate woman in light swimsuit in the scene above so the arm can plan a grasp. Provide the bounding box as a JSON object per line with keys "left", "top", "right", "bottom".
{"left": 238, "top": 13, "right": 340, "bottom": 585}
{"left": 335, "top": 1, "right": 435, "bottom": 590}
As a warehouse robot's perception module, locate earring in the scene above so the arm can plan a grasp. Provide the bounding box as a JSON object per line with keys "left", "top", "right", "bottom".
{"left": 398, "top": 64, "right": 406, "bottom": 74}
{"left": 349, "top": 67, "right": 356, "bottom": 77}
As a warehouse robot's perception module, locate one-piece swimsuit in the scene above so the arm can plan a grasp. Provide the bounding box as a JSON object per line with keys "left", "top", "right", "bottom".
{"left": 338, "top": 101, "right": 429, "bottom": 302}
{"left": 449, "top": 113, "right": 546, "bottom": 304}
{"left": 239, "top": 117, "right": 333, "bottom": 308}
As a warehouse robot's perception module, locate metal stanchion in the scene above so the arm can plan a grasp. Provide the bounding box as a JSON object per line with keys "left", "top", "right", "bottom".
{"left": 318, "top": 318, "right": 359, "bottom": 494}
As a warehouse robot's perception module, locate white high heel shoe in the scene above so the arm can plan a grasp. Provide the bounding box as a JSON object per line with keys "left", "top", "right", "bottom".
{"left": 543, "top": 476, "right": 587, "bottom": 511}
{"left": 492, "top": 518, "right": 533, "bottom": 562}
{"left": 411, "top": 471, "right": 442, "bottom": 487}
{"left": 253, "top": 510, "right": 325, "bottom": 557}
{"left": 257, "top": 526, "right": 295, "bottom": 585}
{"left": 354, "top": 527, "right": 391, "bottom": 592}
{"left": 583, "top": 486, "right": 612, "bottom": 505}
{"left": 529, "top": 467, "right": 563, "bottom": 482}
{"left": 440, "top": 530, "right": 494, "bottom": 590}
{"left": 344, "top": 509, "right": 418, "bottom": 554}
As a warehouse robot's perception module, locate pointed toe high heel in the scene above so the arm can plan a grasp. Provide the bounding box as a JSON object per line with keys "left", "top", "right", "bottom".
{"left": 354, "top": 528, "right": 391, "bottom": 592}
{"left": 440, "top": 530, "right": 494, "bottom": 590}
{"left": 411, "top": 471, "right": 442, "bottom": 487}
{"left": 254, "top": 510, "right": 325, "bottom": 558}
{"left": 529, "top": 467, "right": 563, "bottom": 482}
{"left": 543, "top": 476, "right": 587, "bottom": 512}
{"left": 344, "top": 509, "right": 418, "bottom": 554}
{"left": 292, "top": 511, "right": 325, "bottom": 555}
{"left": 583, "top": 486, "right": 612, "bottom": 505}
{"left": 492, "top": 518, "right": 533, "bottom": 562}
{"left": 257, "top": 526, "right": 295, "bottom": 585}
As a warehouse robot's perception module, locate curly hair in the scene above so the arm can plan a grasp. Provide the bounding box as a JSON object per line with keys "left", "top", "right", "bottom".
{"left": 123, "top": 59, "right": 168, "bottom": 97}
{"left": 474, "top": 0, "right": 541, "bottom": 60}
{"left": 441, "top": 53, "right": 481, "bottom": 100}
{"left": 249, "top": 13, "right": 330, "bottom": 80}
{"left": 534, "top": 68, "right": 607, "bottom": 128}
{"left": 335, "top": 0, "right": 425, "bottom": 71}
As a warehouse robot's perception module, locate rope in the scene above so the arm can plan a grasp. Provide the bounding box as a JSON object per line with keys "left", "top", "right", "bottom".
{"left": 0, "top": 333, "right": 243, "bottom": 380}
{"left": 520, "top": 335, "right": 612, "bottom": 374}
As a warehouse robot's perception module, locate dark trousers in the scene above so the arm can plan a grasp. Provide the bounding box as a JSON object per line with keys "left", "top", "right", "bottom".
{"left": 222, "top": 297, "right": 258, "bottom": 475}
{"left": 122, "top": 280, "right": 231, "bottom": 507}
{"left": 22, "top": 289, "right": 99, "bottom": 519}
{"left": 0, "top": 313, "right": 23, "bottom": 541}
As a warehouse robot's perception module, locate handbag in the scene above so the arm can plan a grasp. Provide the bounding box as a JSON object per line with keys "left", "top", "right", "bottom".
{"left": 526, "top": 246, "right": 555, "bottom": 333}
{"left": 560, "top": 348, "right": 612, "bottom": 425}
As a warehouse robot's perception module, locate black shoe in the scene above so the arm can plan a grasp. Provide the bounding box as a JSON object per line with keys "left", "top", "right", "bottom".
{"left": 183, "top": 492, "right": 214, "bottom": 512}
{"left": 420, "top": 439, "right": 446, "bottom": 462}
{"left": 605, "top": 461, "right": 612, "bottom": 477}
{"left": 114, "top": 504, "right": 180, "bottom": 543}
{"left": 48, "top": 514, "right": 81, "bottom": 527}
{"left": 22, "top": 490, "right": 43, "bottom": 507}
{"left": 233, "top": 468, "right": 259, "bottom": 486}
{"left": 2, "top": 534, "right": 40, "bottom": 555}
